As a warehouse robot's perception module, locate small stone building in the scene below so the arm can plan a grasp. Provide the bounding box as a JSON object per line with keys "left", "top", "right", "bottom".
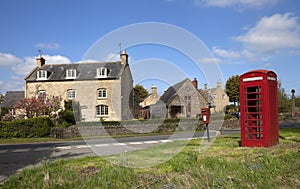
{"left": 200, "top": 82, "right": 229, "bottom": 113}
{"left": 139, "top": 85, "right": 162, "bottom": 119}
{"left": 159, "top": 78, "right": 208, "bottom": 118}
{"left": 0, "top": 91, "right": 24, "bottom": 119}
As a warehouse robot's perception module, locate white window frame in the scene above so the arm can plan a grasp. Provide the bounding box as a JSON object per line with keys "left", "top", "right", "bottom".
{"left": 67, "top": 89, "right": 76, "bottom": 99}
{"left": 97, "top": 67, "right": 108, "bottom": 78}
{"left": 66, "top": 69, "right": 76, "bottom": 79}
{"left": 38, "top": 90, "right": 46, "bottom": 101}
{"left": 96, "top": 105, "right": 109, "bottom": 116}
{"left": 37, "top": 70, "right": 47, "bottom": 80}
{"left": 97, "top": 88, "right": 107, "bottom": 99}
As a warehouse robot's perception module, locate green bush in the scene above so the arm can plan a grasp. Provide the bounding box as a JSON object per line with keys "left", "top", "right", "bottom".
{"left": 0, "top": 117, "right": 54, "bottom": 138}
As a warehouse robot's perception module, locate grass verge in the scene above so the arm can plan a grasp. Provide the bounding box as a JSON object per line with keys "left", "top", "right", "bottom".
{"left": 1, "top": 128, "right": 299, "bottom": 188}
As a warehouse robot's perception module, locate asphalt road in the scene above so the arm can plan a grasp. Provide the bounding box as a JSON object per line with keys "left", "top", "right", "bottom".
{"left": 0, "top": 131, "right": 211, "bottom": 184}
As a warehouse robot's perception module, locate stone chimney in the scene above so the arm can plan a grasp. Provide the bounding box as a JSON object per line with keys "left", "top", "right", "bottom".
{"left": 217, "top": 81, "right": 222, "bottom": 88}
{"left": 36, "top": 56, "right": 46, "bottom": 67}
{"left": 192, "top": 78, "right": 198, "bottom": 89}
{"left": 120, "top": 50, "right": 128, "bottom": 65}
{"left": 204, "top": 84, "right": 208, "bottom": 90}
{"left": 151, "top": 85, "right": 157, "bottom": 95}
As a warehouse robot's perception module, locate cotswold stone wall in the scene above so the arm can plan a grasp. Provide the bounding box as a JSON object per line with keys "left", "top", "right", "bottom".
{"left": 51, "top": 118, "right": 240, "bottom": 139}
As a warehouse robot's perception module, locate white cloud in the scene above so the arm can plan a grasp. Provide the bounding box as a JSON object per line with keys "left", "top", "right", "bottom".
{"left": 212, "top": 46, "right": 240, "bottom": 58}
{"left": 198, "top": 57, "right": 221, "bottom": 64}
{"left": 0, "top": 76, "right": 24, "bottom": 92}
{"left": 263, "top": 62, "right": 273, "bottom": 68}
{"left": 35, "top": 43, "right": 60, "bottom": 50}
{"left": 234, "top": 13, "right": 300, "bottom": 53}
{"left": 0, "top": 52, "right": 22, "bottom": 66}
{"left": 197, "top": 0, "right": 279, "bottom": 9}
{"left": 12, "top": 55, "right": 71, "bottom": 76}
{"left": 240, "top": 49, "right": 256, "bottom": 61}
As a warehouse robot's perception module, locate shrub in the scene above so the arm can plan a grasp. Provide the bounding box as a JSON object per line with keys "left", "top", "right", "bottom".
{"left": 0, "top": 117, "right": 54, "bottom": 138}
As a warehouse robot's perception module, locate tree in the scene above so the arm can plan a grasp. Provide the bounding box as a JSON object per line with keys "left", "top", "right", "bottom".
{"left": 0, "top": 92, "right": 4, "bottom": 104}
{"left": 134, "top": 84, "right": 149, "bottom": 102}
{"left": 14, "top": 95, "right": 62, "bottom": 118}
{"left": 277, "top": 82, "right": 291, "bottom": 113}
{"left": 225, "top": 75, "right": 240, "bottom": 109}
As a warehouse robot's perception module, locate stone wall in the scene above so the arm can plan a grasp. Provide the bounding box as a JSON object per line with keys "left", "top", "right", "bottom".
{"left": 51, "top": 118, "right": 240, "bottom": 138}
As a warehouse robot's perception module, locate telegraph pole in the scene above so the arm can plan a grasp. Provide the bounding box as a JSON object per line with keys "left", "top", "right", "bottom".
{"left": 291, "top": 89, "right": 295, "bottom": 119}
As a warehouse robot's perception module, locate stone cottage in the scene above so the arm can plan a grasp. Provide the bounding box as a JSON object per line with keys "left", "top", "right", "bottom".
{"left": 24, "top": 50, "right": 134, "bottom": 121}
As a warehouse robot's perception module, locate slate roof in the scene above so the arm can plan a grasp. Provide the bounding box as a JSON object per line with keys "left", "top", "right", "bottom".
{"left": 160, "top": 78, "right": 190, "bottom": 104}
{"left": 0, "top": 91, "right": 24, "bottom": 108}
{"left": 25, "top": 61, "right": 124, "bottom": 82}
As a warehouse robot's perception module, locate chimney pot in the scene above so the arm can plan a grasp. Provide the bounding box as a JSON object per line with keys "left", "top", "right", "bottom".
{"left": 192, "top": 78, "right": 198, "bottom": 89}
{"left": 36, "top": 56, "right": 46, "bottom": 67}
{"left": 204, "top": 84, "right": 208, "bottom": 90}
{"left": 151, "top": 85, "right": 157, "bottom": 95}
{"left": 120, "top": 50, "right": 128, "bottom": 65}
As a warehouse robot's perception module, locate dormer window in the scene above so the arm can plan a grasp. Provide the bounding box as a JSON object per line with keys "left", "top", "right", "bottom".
{"left": 37, "top": 70, "right": 47, "bottom": 80}
{"left": 66, "top": 69, "right": 76, "bottom": 79}
{"left": 97, "top": 67, "right": 108, "bottom": 78}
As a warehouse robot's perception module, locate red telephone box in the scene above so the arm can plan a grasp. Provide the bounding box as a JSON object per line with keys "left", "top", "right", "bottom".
{"left": 201, "top": 108, "right": 210, "bottom": 124}
{"left": 240, "top": 70, "right": 279, "bottom": 147}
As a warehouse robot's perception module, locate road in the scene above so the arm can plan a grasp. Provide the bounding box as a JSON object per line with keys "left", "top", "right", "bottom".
{"left": 0, "top": 131, "right": 210, "bottom": 184}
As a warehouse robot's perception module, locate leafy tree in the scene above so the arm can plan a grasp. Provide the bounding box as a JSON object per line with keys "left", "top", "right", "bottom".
{"left": 14, "top": 95, "right": 62, "bottom": 118}
{"left": 0, "top": 92, "right": 4, "bottom": 119}
{"left": 44, "top": 96, "right": 62, "bottom": 117}
{"left": 58, "top": 100, "right": 76, "bottom": 127}
{"left": 295, "top": 96, "right": 300, "bottom": 107}
{"left": 225, "top": 75, "right": 240, "bottom": 109}
{"left": 134, "top": 84, "right": 149, "bottom": 102}
{"left": 0, "top": 92, "right": 4, "bottom": 104}
{"left": 277, "top": 82, "right": 291, "bottom": 113}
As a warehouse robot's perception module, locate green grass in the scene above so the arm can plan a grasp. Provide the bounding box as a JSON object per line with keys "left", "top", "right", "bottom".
{"left": 1, "top": 128, "right": 299, "bottom": 188}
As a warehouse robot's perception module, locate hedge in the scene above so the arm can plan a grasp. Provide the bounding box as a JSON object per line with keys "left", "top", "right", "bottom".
{"left": 0, "top": 117, "right": 54, "bottom": 138}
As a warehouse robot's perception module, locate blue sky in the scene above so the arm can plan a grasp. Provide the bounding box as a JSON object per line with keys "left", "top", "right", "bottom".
{"left": 0, "top": 0, "right": 300, "bottom": 97}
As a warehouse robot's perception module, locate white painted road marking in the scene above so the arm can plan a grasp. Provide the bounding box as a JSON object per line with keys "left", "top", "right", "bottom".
{"left": 128, "top": 142, "right": 143, "bottom": 145}
{"left": 112, "top": 143, "right": 126, "bottom": 146}
{"left": 94, "top": 144, "right": 110, "bottom": 147}
{"left": 143, "top": 141, "right": 159, "bottom": 144}
{"left": 33, "top": 147, "right": 51, "bottom": 151}
{"left": 56, "top": 146, "right": 72, "bottom": 150}
{"left": 3, "top": 138, "right": 200, "bottom": 153}
{"left": 75, "top": 145, "right": 91, "bottom": 149}
{"left": 11, "top": 148, "right": 31, "bottom": 153}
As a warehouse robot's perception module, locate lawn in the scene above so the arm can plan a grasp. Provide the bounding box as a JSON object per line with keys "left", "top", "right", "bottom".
{"left": 1, "top": 128, "right": 299, "bottom": 188}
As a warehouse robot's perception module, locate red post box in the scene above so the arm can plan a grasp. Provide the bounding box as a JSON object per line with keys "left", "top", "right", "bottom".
{"left": 201, "top": 108, "right": 210, "bottom": 124}
{"left": 240, "top": 70, "right": 279, "bottom": 147}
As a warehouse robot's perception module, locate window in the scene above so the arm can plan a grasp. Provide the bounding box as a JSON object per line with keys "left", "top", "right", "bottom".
{"left": 184, "top": 96, "right": 191, "bottom": 113}
{"left": 97, "top": 88, "right": 107, "bottom": 99}
{"left": 37, "top": 70, "right": 47, "bottom": 80}
{"left": 96, "top": 105, "right": 109, "bottom": 116}
{"left": 97, "top": 67, "right": 108, "bottom": 78}
{"left": 67, "top": 89, "right": 76, "bottom": 99}
{"left": 38, "top": 90, "right": 46, "bottom": 101}
{"left": 66, "top": 69, "right": 76, "bottom": 79}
